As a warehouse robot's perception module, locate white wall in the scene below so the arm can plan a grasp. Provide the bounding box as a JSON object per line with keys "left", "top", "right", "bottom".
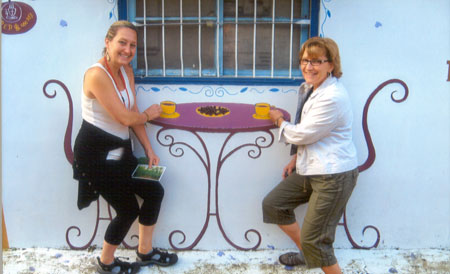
{"left": 321, "top": 0, "right": 450, "bottom": 248}
{"left": 2, "top": 0, "right": 116, "bottom": 248}
{"left": 2, "top": 0, "right": 449, "bottom": 250}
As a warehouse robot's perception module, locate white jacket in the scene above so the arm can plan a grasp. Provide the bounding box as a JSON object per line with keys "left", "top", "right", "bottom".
{"left": 278, "top": 76, "right": 358, "bottom": 175}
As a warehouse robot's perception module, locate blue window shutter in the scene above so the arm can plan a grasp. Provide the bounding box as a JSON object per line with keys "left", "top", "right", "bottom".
{"left": 310, "top": 0, "right": 320, "bottom": 37}
{"left": 117, "top": 0, "right": 128, "bottom": 20}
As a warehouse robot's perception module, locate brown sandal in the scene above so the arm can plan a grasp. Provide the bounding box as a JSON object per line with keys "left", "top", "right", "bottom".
{"left": 279, "top": 251, "right": 306, "bottom": 266}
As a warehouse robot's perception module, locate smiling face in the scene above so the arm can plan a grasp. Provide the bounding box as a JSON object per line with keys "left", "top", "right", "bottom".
{"left": 105, "top": 27, "right": 137, "bottom": 66}
{"left": 300, "top": 48, "right": 334, "bottom": 90}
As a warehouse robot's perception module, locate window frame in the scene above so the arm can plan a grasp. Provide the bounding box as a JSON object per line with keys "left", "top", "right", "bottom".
{"left": 118, "top": 0, "right": 320, "bottom": 86}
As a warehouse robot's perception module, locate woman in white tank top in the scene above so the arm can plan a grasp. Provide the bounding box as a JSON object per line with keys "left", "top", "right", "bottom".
{"left": 74, "top": 21, "right": 178, "bottom": 273}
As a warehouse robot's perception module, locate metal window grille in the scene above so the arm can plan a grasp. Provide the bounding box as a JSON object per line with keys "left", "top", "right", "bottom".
{"left": 128, "top": 0, "right": 313, "bottom": 79}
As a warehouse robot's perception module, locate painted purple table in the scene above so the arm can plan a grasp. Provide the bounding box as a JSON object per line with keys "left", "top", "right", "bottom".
{"left": 150, "top": 102, "right": 290, "bottom": 251}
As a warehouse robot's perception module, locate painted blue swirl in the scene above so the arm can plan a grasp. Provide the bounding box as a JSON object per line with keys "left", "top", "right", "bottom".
{"left": 202, "top": 86, "right": 214, "bottom": 97}
{"left": 320, "top": 0, "right": 332, "bottom": 37}
{"left": 136, "top": 85, "right": 298, "bottom": 96}
{"left": 282, "top": 88, "right": 298, "bottom": 94}
{"left": 108, "top": 0, "right": 117, "bottom": 21}
{"left": 249, "top": 88, "right": 265, "bottom": 94}
{"left": 215, "top": 87, "right": 226, "bottom": 97}
{"left": 136, "top": 85, "right": 177, "bottom": 95}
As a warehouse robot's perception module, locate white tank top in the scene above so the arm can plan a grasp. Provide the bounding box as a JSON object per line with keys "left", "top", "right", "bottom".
{"left": 82, "top": 63, "right": 135, "bottom": 159}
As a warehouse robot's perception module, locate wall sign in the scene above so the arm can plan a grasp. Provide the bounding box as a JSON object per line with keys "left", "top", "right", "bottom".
{"left": 1, "top": 1, "right": 37, "bottom": 34}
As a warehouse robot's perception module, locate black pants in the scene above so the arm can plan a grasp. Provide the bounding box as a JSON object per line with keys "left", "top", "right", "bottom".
{"left": 93, "top": 167, "right": 164, "bottom": 246}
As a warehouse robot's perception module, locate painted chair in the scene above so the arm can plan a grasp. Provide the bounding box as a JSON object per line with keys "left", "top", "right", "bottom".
{"left": 43, "top": 80, "right": 137, "bottom": 250}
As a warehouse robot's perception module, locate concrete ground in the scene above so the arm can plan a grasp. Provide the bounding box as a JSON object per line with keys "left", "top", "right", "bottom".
{"left": 3, "top": 247, "right": 449, "bottom": 273}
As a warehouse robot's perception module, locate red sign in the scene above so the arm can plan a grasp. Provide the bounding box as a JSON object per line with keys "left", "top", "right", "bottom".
{"left": 1, "top": 1, "right": 37, "bottom": 34}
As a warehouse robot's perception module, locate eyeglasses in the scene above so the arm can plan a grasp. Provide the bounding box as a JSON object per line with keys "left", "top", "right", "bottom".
{"left": 300, "top": 59, "right": 330, "bottom": 67}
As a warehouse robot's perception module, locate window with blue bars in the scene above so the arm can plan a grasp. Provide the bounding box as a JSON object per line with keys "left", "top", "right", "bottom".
{"left": 118, "top": 0, "right": 319, "bottom": 84}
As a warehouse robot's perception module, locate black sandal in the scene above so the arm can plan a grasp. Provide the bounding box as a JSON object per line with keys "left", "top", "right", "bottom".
{"left": 136, "top": 248, "right": 178, "bottom": 267}
{"left": 96, "top": 257, "right": 140, "bottom": 274}
{"left": 278, "top": 251, "right": 306, "bottom": 266}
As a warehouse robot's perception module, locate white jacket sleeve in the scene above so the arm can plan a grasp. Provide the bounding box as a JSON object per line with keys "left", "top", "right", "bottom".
{"left": 279, "top": 93, "right": 340, "bottom": 146}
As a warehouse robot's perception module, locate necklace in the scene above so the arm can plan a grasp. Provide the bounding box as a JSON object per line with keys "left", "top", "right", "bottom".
{"left": 103, "top": 56, "right": 131, "bottom": 109}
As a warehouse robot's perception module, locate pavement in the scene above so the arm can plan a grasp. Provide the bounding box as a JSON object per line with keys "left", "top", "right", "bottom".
{"left": 2, "top": 247, "right": 450, "bottom": 273}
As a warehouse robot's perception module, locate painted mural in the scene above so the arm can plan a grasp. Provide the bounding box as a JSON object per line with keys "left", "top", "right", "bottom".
{"left": 42, "top": 76, "right": 409, "bottom": 251}
{"left": 1, "top": 0, "right": 449, "bottom": 251}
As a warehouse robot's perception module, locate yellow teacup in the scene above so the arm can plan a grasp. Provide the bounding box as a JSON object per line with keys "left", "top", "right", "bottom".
{"left": 160, "top": 101, "right": 176, "bottom": 115}
{"left": 254, "top": 103, "right": 271, "bottom": 118}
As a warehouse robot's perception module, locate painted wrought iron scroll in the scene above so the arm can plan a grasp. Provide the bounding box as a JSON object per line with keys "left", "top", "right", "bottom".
{"left": 65, "top": 199, "right": 138, "bottom": 250}
{"left": 43, "top": 80, "right": 74, "bottom": 164}
{"left": 157, "top": 128, "right": 274, "bottom": 250}
{"left": 338, "top": 78, "right": 409, "bottom": 249}
{"left": 43, "top": 79, "right": 137, "bottom": 250}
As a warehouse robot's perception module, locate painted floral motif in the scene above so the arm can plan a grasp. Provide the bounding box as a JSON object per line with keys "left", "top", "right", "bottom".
{"left": 136, "top": 86, "right": 298, "bottom": 97}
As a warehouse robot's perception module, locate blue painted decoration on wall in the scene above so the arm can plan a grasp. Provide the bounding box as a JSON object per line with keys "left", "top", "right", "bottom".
{"left": 320, "top": 0, "right": 332, "bottom": 37}
{"left": 108, "top": 0, "right": 117, "bottom": 21}
{"left": 136, "top": 86, "right": 298, "bottom": 97}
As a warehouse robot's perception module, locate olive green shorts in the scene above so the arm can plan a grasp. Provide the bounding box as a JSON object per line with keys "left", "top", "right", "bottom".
{"left": 262, "top": 168, "right": 358, "bottom": 268}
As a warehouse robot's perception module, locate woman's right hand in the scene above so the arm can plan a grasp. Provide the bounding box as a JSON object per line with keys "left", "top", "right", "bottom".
{"left": 144, "top": 104, "right": 162, "bottom": 121}
{"left": 282, "top": 155, "right": 297, "bottom": 179}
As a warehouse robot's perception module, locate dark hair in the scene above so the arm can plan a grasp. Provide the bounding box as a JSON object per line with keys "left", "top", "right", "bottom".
{"left": 102, "top": 20, "right": 138, "bottom": 56}
{"left": 299, "top": 37, "right": 342, "bottom": 78}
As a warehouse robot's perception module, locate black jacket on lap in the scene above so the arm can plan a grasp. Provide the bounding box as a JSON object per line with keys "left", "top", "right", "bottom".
{"left": 73, "top": 120, "right": 137, "bottom": 210}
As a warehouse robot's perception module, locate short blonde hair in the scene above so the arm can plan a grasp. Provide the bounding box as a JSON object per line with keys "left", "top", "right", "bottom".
{"left": 299, "top": 37, "right": 342, "bottom": 78}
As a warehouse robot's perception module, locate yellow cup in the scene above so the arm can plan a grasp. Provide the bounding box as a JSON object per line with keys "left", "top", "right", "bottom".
{"left": 160, "top": 101, "right": 176, "bottom": 115}
{"left": 255, "top": 103, "right": 271, "bottom": 117}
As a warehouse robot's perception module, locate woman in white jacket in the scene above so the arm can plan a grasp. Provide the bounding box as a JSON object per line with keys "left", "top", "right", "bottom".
{"left": 263, "top": 37, "right": 358, "bottom": 274}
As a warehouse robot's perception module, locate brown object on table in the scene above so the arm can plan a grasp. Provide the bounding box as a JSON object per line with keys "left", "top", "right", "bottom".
{"left": 196, "top": 106, "right": 230, "bottom": 117}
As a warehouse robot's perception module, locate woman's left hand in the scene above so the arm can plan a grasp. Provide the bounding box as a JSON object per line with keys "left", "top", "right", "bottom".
{"left": 146, "top": 150, "right": 160, "bottom": 167}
